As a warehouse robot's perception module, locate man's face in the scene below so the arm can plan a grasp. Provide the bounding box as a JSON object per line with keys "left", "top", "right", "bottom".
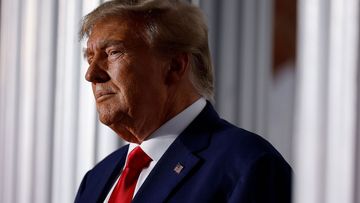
{"left": 85, "top": 16, "right": 170, "bottom": 143}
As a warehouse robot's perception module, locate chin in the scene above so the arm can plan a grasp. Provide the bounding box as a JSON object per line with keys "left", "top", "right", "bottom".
{"left": 96, "top": 106, "right": 121, "bottom": 126}
{"left": 98, "top": 114, "right": 113, "bottom": 126}
{"left": 97, "top": 109, "right": 118, "bottom": 126}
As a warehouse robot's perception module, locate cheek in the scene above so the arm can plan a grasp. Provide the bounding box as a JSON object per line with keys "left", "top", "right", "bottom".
{"left": 108, "top": 61, "right": 132, "bottom": 89}
{"left": 109, "top": 58, "right": 166, "bottom": 103}
{"left": 109, "top": 64, "right": 140, "bottom": 102}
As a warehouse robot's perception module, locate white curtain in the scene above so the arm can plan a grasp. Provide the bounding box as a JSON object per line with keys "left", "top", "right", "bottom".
{"left": 294, "top": 0, "right": 360, "bottom": 202}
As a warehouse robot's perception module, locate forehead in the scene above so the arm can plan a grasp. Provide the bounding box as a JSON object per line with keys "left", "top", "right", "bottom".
{"left": 87, "top": 16, "right": 143, "bottom": 48}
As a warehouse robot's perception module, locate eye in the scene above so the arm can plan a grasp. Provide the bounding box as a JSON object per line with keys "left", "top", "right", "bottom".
{"left": 106, "top": 49, "right": 124, "bottom": 62}
{"left": 109, "top": 50, "right": 121, "bottom": 56}
{"left": 105, "top": 44, "right": 126, "bottom": 61}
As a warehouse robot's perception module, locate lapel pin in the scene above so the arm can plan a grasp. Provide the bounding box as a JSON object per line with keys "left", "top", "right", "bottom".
{"left": 173, "top": 162, "right": 184, "bottom": 174}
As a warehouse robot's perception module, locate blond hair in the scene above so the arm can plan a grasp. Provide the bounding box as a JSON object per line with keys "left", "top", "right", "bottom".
{"left": 80, "top": 0, "right": 214, "bottom": 101}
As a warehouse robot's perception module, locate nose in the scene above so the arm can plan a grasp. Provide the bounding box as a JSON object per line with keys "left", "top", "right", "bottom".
{"left": 85, "top": 59, "right": 110, "bottom": 83}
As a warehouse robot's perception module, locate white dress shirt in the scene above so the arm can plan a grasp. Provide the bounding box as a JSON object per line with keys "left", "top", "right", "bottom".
{"left": 104, "top": 98, "right": 206, "bottom": 202}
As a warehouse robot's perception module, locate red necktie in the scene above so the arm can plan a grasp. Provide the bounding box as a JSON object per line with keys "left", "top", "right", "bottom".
{"left": 109, "top": 146, "right": 152, "bottom": 203}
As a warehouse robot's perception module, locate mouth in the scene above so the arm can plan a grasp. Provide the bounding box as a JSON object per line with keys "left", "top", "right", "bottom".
{"left": 95, "top": 91, "right": 116, "bottom": 102}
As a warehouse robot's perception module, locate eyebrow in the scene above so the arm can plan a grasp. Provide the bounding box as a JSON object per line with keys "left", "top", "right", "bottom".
{"left": 83, "top": 40, "right": 125, "bottom": 59}
{"left": 99, "top": 40, "right": 125, "bottom": 49}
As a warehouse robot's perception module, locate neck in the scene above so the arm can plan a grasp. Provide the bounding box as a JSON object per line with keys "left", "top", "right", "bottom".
{"left": 111, "top": 91, "right": 201, "bottom": 144}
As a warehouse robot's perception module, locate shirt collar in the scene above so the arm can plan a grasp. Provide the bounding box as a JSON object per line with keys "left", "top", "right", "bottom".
{"left": 128, "top": 98, "right": 206, "bottom": 162}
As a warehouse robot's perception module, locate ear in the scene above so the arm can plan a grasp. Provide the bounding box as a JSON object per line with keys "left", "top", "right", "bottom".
{"left": 165, "top": 53, "right": 190, "bottom": 85}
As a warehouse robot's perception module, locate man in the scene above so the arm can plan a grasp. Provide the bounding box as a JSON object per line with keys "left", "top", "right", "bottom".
{"left": 75, "top": 0, "right": 292, "bottom": 202}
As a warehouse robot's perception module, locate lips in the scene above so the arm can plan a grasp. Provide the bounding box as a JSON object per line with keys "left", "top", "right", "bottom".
{"left": 95, "top": 90, "right": 115, "bottom": 101}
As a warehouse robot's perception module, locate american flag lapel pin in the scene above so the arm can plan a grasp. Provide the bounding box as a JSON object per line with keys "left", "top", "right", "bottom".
{"left": 173, "top": 162, "right": 184, "bottom": 174}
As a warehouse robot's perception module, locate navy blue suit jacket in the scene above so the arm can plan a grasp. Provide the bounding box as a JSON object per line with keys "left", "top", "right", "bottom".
{"left": 75, "top": 103, "right": 292, "bottom": 203}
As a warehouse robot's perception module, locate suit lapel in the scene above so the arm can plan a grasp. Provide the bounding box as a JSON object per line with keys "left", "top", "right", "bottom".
{"left": 83, "top": 145, "right": 128, "bottom": 202}
{"left": 132, "top": 139, "right": 201, "bottom": 203}
{"left": 132, "top": 102, "right": 220, "bottom": 203}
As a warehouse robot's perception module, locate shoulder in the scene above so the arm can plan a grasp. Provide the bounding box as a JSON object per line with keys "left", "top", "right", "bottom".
{"left": 211, "top": 119, "right": 282, "bottom": 157}
{"left": 204, "top": 118, "right": 291, "bottom": 176}
{"left": 192, "top": 102, "right": 288, "bottom": 167}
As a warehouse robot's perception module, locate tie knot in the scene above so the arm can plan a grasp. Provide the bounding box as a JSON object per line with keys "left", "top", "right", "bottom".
{"left": 126, "top": 146, "right": 152, "bottom": 171}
